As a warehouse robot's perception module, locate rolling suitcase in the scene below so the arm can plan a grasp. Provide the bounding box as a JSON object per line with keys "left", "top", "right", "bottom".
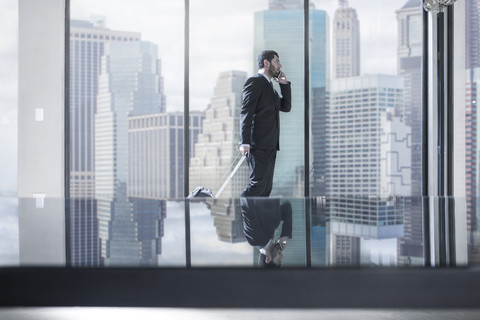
{"left": 187, "top": 155, "right": 246, "bottom": 198}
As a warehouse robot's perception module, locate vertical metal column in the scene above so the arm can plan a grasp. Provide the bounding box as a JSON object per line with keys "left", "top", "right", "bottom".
{"left": 436, "top": 11, "right": 447, "bottom": 266}
{"left": 446, "top": 5, "right": 456, "bottom": 266}
{"left": 426, "top": 2, "right": 456, "bottom": 267}
{"left": 65, "top": 0, "right": 71, "bottom": 267}
{"left": 303, "top": 0, "right": 312, "bottom": 268}
{"left": 304, "top": 0, "right": 310, "bottom": 197}
{"left": 422, "top": 7, "right": 431, "bottom": 267}
{"left": 184, "top": 0, "right": 191, "bottom": 268}
{"left": 184, "top": 0, "right": 190, "bottom": 198}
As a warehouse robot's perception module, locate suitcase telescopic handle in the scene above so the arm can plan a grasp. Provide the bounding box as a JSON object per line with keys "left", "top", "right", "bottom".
{"left": 215, "top": 155, "right": 246, "bottom": 198}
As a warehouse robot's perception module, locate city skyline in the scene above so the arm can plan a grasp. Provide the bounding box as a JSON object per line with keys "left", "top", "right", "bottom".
{"left": 2, "top": 1, "right": 424, "bottom": 267}
{"left": 4, "top": 1, "right": 420, "bottom": 266}
{"left": 69, "top": 0, "right": 402, "bottom": 113}
{"left": 1, "top": 0, "right": 408, "bottom": 194}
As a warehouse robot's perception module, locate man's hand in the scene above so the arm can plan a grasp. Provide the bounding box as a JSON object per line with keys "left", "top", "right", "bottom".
{"left": 239, "top": 145, "right": 250, "bottom": 157}
{"left": 275, "top": 71, "right": 288, "bottom": 84}
{"left": 277, "top": 236, "right": 289, "bottom": 250}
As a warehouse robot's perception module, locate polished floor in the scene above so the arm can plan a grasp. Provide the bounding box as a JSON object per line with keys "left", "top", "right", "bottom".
{"left": 2, "top": 308, "right": 480, "bottom": 320}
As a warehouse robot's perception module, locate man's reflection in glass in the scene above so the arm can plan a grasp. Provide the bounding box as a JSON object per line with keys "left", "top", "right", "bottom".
{"left": 240, "top": 198, "right": 292, "bottom": 268}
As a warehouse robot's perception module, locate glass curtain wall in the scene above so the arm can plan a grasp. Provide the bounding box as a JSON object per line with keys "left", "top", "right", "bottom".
{"left": 189, "top": 0, "right": 305, "bottom": 199}
{"left": 465, "top": 0, "right": 480, "bottom": 266}
{"left": 65, "top": 0, "right": 430, "bottom": 268}
{"left": 310, "top": 0, "right": 425, "bottom": 267}
{"left": 68, "top": 0, "right": 185, "bottom": 267}
{"left": 189, "top": 0, "right": 307, "bottom": 266}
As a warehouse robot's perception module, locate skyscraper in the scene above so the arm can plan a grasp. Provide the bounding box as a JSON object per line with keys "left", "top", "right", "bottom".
{"left": 466, "top": 0, "right": 480, "bottom": 70}
{"left": 70, "top": 18, "right": 141, "bottom": 198}
{"left": 466, "top": 0, "right": 480, "bottom": 264}
{"left": 332, "top": 0, "right": 360, "bottom": 79}
{"left": 327, "top": 74, "right": 410, "bottom": 197}
{"left": 95, "top": 40, "right": 165, "bottom": 198}
{"left": 465, "top": 76, "right": 477, "bottom": 234}
{"left": 128, "top": 111, "right": 204, "bottom": 199}
{"left": 255, "top": 0, "right": 329, "bottom": 196}
{"left": 332, "top": 234, "right": 360, "bottom": 266}
{"left": 130, "top": 198, "right": 167, "bottom": 266}
{"left": 69, "top": 18, "right": 140, "bottom": 266}
{"left": 94, "top": 40, "right": 165, "bottom": 263}
{"left": 396, "top": 0, "right": 424, "bottom": 265}
{"left": 190, "top": 71, "right": 249, "bottom": 199}
{"left": 209, "top": 199, "right": 245, "bottom": 243}
{"left": 325, "top": 74, "right": 409, "bottom": 254}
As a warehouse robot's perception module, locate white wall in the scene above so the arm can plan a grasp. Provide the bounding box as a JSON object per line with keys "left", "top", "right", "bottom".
{"left": 18, "top": 0, "right": 66, "bottom": 265}
{"left": 18, "top": 0, "right": 65, "bottom": 198}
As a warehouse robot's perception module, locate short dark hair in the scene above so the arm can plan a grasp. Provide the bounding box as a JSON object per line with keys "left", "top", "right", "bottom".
{"left": 258, "top": 243, "right": 282, "bottom": 268}
{"left": 257, "top": 50, "right": 279, "bottom": 69}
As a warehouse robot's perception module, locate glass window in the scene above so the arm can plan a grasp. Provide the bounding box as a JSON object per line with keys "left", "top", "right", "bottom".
{"left": 69, "top": 0, "right": 184, "bottom": 266}
{"left": 310, "top": 0, "right": 424, "bottom": 267}
{"left": 189, "top": 0, "right": 305, "bottom": 199}
{"left": 189, "top": 0, "right": 307, "bottom": 266}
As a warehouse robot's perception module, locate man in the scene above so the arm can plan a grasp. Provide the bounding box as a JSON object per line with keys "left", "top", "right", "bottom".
{"left": 240, "top": 197, "right": 292, "bottom": 268}
{"left": 239, "top": 50, "right": 292, "bottom": 197}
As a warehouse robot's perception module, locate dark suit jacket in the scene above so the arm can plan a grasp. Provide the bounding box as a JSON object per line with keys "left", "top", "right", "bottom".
{"left": 241, "top": 198, "right": 292, "bottom": 248}
{"left": 240, "top": 74, "right": 291, "bottom": 150}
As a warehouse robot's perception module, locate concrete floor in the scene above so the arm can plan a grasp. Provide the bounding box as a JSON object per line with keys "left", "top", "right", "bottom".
{"left": 1, "top": 308, "right": 480, "bottom": 320}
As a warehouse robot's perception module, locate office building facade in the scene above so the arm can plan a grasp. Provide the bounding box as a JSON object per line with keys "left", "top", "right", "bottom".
{"left": 69, "top": 18, "right": 141, "bottom": 266}
{"left": 94, "top": 40, "right": 165, "bottom": 262}
{"left": 128, "top": 111, "right": 204, "bottom": 199}
{"left": 325, "top": 74, "right": 409, "bottom": 256}
{"left": 396, "top": 0, "right": 424, "bottom": 265}
{"left": 70, "top": 18, "right": 141, "bottom": 198}
{"left": 332, "top": 0, "right": 360, "bottom": 79}
{"left": 190, "top": 71, "right": 249, "bottom": 199}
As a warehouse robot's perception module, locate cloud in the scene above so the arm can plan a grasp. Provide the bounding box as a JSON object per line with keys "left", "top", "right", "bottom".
{"left": 160, "top": 201, "right": 252, "bottom": 267}
{"left": 68, "top": 0, "right": 406, "bottom": 111}
{"left": 0, "top": 198, "right": 19, "bottom": 266}
{"left": 0, "top": 0, "right": 18, "bottom": 59}
{"left": 0, "top": 0, "right": 18, "bottom": 193}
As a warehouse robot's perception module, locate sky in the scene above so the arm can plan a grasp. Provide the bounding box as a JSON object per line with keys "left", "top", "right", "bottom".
{"left": 0, "top": 198, "right": 19, "bottom": 266}
{"left": 160, "top": 200, "right": 253, "bottom": 267}
{"left": 0, "top": 0, "right": 414, "bottom": 194}
{"left": 0, "top": 0, "right": 18, "bottom": 194}
{"left": 0, "top": 198, "right": 253, "bottom": 267}
{"left": 67, "top": 0, "right": 407, "bottom": 111}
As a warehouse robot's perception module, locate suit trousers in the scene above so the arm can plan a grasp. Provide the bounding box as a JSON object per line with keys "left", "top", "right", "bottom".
{"left": 241, "top": 149, "right": 277, "bottom": 197}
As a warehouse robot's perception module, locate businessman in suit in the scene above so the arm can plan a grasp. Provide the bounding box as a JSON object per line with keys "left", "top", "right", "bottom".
{"left": 239, "top": 50, "right": 292, "bottom": 197}
{"left": 241, "top": 197, "right": 292, "bottom": 267}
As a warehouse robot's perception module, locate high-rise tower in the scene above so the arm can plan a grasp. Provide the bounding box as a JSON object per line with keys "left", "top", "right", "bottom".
{"left": 69, "top": 18, "right": 140, "bottom": 266}
{"left": 396, "top": 0, "right": 424, "bottom": 265}
{"left": 128, "top": 111, "right": 204, "bottom": 199}
{"left": 332, "top": 0, "right": 360, "bottom": 79}
{"left": 94, "top": 40, "right": 165, "bottom": 263}
{"left": 466, "top": 0, "right": 480, "bottom": 263}
{"left": 326, "top": 74, "right": 409, "bottom": 245}
{"left": 255, "top": 0, "right": 329, "bottom": 196}
{"left": 190, "top": 71, "right": 249, "bottom": 199}
{"left": 95, "top": 41, "right": 165, "bottom": 198}
{"left": 69, "top": 18, "right": 141, "bottom": 198}
{"left": 467, "top": 0, "right": 480, "bottom": 70}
